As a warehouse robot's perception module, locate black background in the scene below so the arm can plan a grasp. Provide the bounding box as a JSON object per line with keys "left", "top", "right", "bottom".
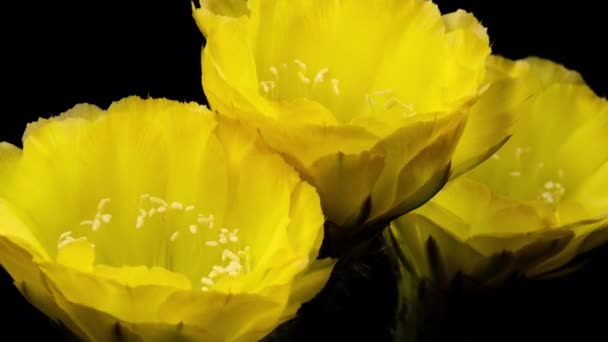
{"left": 2, "top": 1, "right": 608, "bottom": 340}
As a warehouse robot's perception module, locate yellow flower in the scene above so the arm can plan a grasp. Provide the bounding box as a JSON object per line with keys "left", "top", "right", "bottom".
{"left": 192, "top": 0, "right": 513, "bottom": 254}
{"left": 0, "top": 97, "right": 334, "bottom": 341}
{"left": 389, "top": 56, "right": 608, "bottom": 286}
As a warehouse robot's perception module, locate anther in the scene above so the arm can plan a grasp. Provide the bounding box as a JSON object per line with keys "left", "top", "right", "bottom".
{"left": 200, "top": 277, "right": 214, "bottom": 286}
{"left": 170, "top": 231, "right": 180, "bottom": 242}
{"left": 298, "top": 71, "right": 311, "bottom": 85}
{"left": 92, "top": 219, "right": 102, "bottom": 232}
{"left": 314, "top": 68, "right": 329, "bottom": 83}
{"left": 293, "top": 59, "right": 307, "bottom": 71}
{"left": 170, "top": 202, "right": 184, "bottom": 210}
{"left": 99, "top": 214, "right": 112, "bottom": 224}
{"left": 331, "top": 79, "right": 340, "bottom": 95}
{"left": 269, "top": 66, "right": 278, "bottom": 77}
{"left": 97, "top": 198, "right": 111, "bottom": 211}
{"left": 189, "top": 224, "right": 198, "bottom": 234}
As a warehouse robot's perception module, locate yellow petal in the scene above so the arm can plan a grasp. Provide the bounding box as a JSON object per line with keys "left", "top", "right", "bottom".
{"left": 450, "top": 77, "right": 532, "bottom": 178}
{"left": 0, "top": 96, "right": 330, "bottom": 341}
{"left": 369, "top": 112, "right": 467, "bottom": 223}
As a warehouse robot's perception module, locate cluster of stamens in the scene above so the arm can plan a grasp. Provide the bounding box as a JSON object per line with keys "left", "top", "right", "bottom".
{"left": 259, "top": 59, "right": 340, "bottom": 99}
{"left": 540, "top": 180, "right": 566, "bottom": 204}
{"left": 491, "top": 146, "right": 567, "bottom": 205}
{"left": 365, "top": 89, "right": 416, "bottom": 118}
{"left": 57, "top": 195, "right": 252, "bottom": 292}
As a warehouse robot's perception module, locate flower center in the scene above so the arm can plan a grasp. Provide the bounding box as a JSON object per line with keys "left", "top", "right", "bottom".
{"left": 259, "top": 59, "right": 341, "bottom": 103}
{"left": 490, "top": 146, "right": 567, "bottom": 205}
{"left": 56, "top": 195, "right": 252, "bottom": 292}
{"left": 258, "top": 58, "right": 416, "bottom": 121}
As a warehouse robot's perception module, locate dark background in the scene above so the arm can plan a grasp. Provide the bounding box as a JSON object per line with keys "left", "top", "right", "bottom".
{"left": 1, "top": 1, "right": 608, "bottom": 340}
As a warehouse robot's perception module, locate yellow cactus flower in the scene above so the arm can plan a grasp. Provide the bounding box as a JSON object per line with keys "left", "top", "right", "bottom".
{"left": 389, "top": 56, "right": 608, "bottom": 290}
{"left": 192, "top": 0, "right": 515, "bottom": 255}
{"left": 0, "top": 96, "right": 334, "bottom": 341}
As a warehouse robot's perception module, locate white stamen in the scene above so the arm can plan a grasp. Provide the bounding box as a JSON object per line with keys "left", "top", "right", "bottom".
{"left": 269, "top": 66, "right": 278, "bottom": 76}
{"left": 298, "top": 71, "right": 311, "bottom": 84}
{"left": 140, "top": 194, "right": 150, "bottom": 200}
{"left": 212, "top": 266, "right": 225, "bottom": 274}
{"left": 170, "top": 202, "right": 184, "bottom": 210}
{"left": 148, "top": 208, "right": 156, "bottom": 217}
{"left": 225, "top": 261, "right": 243, "bottom": 277}
{"left": 59, "top": 231, "right": 72, "bottom": 241}
{"left": 92, "top": 219, "right": 102, "bottom": 232}
{"left": 200, "top": 277, "right": 214, "bottom": 286}
{"left": 170, "top": 231, "right": 180, "bottom": 242}
{"left": 189, "top": 224, "right": 198, "bottom": 234}
{"left": 220, "top": 228, "right": 229, "bottom": 233}
{"left": 222, "top": 249, "right": 240, "bottom": 262}
{"left": 185, "top": 205, "right": 195, "bottom": 212}
{"left": 491, "top": 154, "right": 501, "bottom": 160}
{"left": 80, "top": 220, "right": 94, "bottom": 226}
{"left": 136, "top": 215, "right": 145, "bottom": 229}
{"left": 150, "top": 197, "right": 168, "bottom": 206}
{"left": 57, "top": 237, "right": 74, "bottom": 249}
{"left": 201, "top": 286, "right": 209, "bottom": 292}
{"left": 139, "top": 209, "right": 147, "bottom": 217}
{"left": 206, "top": 240, "right": 219, "bottom": 247}
{"left": 293, "top": 59, "right": 307, "bottom": 71}
{"left": 365, "top": 94, "right": 377, "bottom": 107}
{"left": 544, "top": 181, "right": 555, "bottom": 189}
{"left": 219, "top": 235, "right": 228, "bottom": 244}
{"left": 314, "top": 68, "right": 329, "bottom": 83}
{"left": 260, "top": 82, "right": 269, "bottom": 94}
{"left": 157, "top": 206, "right": 167, "bottom": 213}
{"left": 229, "top": 234, "right": 239, "bottom": 243}
{"left": 99, "top": 214, "right": 112, "bottom": 224}
{"left": 331, "top": 79, "right": 340, "bottom": 95}
{"left": 208, "top": 221, "right": 215, "bottom": 229}
{"left": 542, "top": 192, "right": 555, "bottom": 203}
{"left": 509, "top": 171, "right": 522, "bottom": 177}
{"left": 97, "top": 198, "right": 111, "bottom": 211}
{"left": 374, "top": 89, "right": 393, "bottom": 96}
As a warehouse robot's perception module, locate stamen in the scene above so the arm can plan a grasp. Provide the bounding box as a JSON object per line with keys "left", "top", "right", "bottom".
{"left": 269, "top": 66, "right": 278, "bottom": 77}
{"left": 293, "top": 59, "right": 307, "bottom": 72}
{"left": 509, "top": 171, "right": 522, "bottom": 177}
{"left": 200, "top": 277, "right": 214, "bottom": 286}
{"left": 170, "top": 231, "right": 180, "bottom": 242}
{"left": 365, "top": 94, "right": 377, "bottom": 107}
{"left": 92, "top": 219, "right": 102, "bottom": 232}
{"left": 150, "top": 197, "right": 168, "bottom": 206}
{"left": 206, "top": 241, "right": 219, "bottom": 247}
{"left": 185, "top": 205, "right": 195, "bottom": 212}
{"left": 97, "top": 198, "right": 111, "bottom": 211}
{"left": 170, "top": 202, "right": 184, "bottom": 210}
{"left": 374, "top": 89, "right": 393, "bottom": 96}
{"left": 135, "top": 215, "right": 145, "bottom": 229}
{"left": 298, "top": 71, "right": 311, "bottom": 85}
{"left": 157, "top": 206, "right": 167, "bottom": 213}
{"left": 314, "top": 68, "right": 329, "bottom": 83}
{"left": 189, "top": 224, "right": 198, "bottom": 234}
{"left": 331, "top": 79, "right": 340, "bottom": 95}
{"left": 99, "top": 214, "right": 112, "bottom": 224}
